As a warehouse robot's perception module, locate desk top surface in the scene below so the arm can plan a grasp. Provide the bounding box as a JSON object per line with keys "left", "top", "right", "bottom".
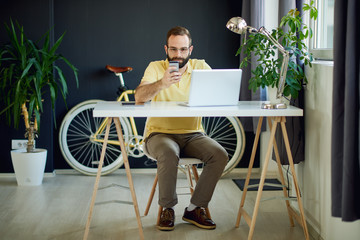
{"left": 93, "top": 101, "right": 303, "bottom": 117}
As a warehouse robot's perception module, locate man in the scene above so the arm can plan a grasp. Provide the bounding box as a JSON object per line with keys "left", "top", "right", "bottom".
{"left": 135, "top": 26, "right": 228, "bottom": 231}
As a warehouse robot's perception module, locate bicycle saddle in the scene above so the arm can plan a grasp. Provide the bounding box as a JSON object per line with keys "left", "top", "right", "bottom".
{"left": 106, "top": 65, "right": 133, "bottom": 73}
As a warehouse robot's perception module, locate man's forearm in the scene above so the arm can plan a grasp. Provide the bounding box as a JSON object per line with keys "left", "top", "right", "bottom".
{"left": 135, "top": 80, "right": 165, "bottom": 103}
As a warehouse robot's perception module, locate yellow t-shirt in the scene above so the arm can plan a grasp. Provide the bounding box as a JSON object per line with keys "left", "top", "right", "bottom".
{"left": 141, "top": 59, "right": 211, "bottom": 136}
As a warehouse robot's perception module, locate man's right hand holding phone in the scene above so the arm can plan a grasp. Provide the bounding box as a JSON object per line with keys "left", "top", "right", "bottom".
{"left": 162, "top": 61, "right": 181, "bottom": 88}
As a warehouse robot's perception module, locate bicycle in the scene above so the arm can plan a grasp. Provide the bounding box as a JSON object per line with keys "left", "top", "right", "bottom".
{"left": 59, "top": 65, "right": 246, "bottom": 176}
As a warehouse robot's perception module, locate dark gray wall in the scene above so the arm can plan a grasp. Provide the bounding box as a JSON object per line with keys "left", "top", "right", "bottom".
{"left": 0, "top": 0, "right": 252, "bottom": 172}
{"left": 0, "top": 0, "right": 54, "bottom": 173}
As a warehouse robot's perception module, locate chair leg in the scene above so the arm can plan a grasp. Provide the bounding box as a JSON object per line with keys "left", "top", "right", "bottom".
{"left": 192, "top": 165, "right": 199, "bottom": 181}
{"left": 156, "top": 206, "right": 163, "bottom": 226}
{"left": 185, "top": 165, "right": 195, "bottom": 194}
{"left": 144, "top": 173, "right": 158, "bottom": 216}
{"left": 146, "top": 163, "right": 212, "bottom": 224}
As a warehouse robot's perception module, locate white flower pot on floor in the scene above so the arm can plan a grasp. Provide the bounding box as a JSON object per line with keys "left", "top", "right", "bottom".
{"left": 11, "top": 148, "right": 47, "bottom": 186}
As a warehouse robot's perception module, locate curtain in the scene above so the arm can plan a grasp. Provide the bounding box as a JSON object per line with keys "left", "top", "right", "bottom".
{"left": 239, "top": 0, "right": 265, "bottom": 132}
{"left": 273, "top": 0, "right": 305, "bottom": 165}
{"left": 331, "top": 0, "right": 360, "bottom": 221}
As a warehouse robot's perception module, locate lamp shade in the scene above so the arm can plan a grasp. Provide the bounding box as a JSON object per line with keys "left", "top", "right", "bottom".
{"left": 226, "top": 17, "right": 248, "bottom": 34}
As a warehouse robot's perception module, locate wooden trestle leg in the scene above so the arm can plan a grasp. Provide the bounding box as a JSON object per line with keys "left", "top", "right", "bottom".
{"left": 235, "top": 116, "right": 309, "bottom": 240}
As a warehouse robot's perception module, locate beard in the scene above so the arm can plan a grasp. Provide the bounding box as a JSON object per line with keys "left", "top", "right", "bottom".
{"left": 167, "top": 54, "right": 191, "bottom": 68}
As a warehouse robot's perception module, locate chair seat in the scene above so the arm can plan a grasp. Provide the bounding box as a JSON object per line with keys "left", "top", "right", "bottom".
{"left": 178, "top": 158, "right": 203, "bottom": 165}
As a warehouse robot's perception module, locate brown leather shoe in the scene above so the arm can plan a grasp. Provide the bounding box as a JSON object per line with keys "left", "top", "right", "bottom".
{"left": 157, "top": 208, "right": 175, "bottom": 231}
{"left": 182, "top": 207, "right": 216, "bottom": 229}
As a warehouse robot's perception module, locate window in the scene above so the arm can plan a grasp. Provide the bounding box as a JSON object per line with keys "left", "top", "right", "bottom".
{"left": 311, "top": 0, "right": 334, "bottom": 60}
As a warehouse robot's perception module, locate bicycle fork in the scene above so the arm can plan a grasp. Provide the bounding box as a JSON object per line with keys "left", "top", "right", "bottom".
{"left": 92, "top": 90, "right": 145, "bottom": 157}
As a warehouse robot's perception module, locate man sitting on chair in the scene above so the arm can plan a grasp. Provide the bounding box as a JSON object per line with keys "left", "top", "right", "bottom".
{"left": 135, "top": 26, "right": 228, "bottom": 231}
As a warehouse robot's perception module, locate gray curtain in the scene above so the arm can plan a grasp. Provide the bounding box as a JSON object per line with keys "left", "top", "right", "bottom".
{"left": 239, "top": 0, "right": 265, "bottom": 132}
{"left": 273, "top": 0, "right": 305, "bottom": 165}
{"left": 331, "top": 0, "right": 360, "bottom": 221}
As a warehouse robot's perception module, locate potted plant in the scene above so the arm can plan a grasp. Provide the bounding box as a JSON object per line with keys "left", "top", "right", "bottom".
{"left": 0, "top": 20, "right": 78, "bottom": 186}
{"left": 237, "top": 1, "right": 318, "bottom": 100}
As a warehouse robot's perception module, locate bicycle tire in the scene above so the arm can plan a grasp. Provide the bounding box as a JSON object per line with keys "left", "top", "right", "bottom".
{"left": 202, "top": 116, "right": 246, "bottom": 176}
{"left": 59, "top": 100, "right": 132, "bottom": 175}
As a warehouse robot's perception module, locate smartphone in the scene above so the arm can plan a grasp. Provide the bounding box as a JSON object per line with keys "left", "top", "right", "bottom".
{"left": 169, "top": 61, "right": 179, "bottom": 72}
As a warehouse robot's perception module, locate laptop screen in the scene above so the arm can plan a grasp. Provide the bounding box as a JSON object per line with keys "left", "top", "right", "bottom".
{"left": 185, "top": 69, "right": 242, "bottom": 107}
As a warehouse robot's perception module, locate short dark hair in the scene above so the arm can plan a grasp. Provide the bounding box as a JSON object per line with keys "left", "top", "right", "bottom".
{"left": 166, "top": 26, "right": 192, "bottom": 46}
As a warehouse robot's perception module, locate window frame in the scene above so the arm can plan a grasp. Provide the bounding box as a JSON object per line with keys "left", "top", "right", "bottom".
{"left": 309, "top": 0, "right": 334, "bottom": 60}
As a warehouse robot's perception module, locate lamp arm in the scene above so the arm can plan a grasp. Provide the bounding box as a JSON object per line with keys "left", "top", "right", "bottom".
{"left": 258, "top": 27, "right": 290, "bottom": 99}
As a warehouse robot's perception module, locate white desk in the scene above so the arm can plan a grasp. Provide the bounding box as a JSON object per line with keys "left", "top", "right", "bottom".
{"left": 85, "top": 101, "right": 308, "bottom": 240}
{"left": 93, "top": 100, "right": 303, "bottom": 117}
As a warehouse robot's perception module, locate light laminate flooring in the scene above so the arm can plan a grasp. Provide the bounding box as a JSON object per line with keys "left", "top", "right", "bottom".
{"left": 0, "top": 170, "right": 309, "bottom": 240}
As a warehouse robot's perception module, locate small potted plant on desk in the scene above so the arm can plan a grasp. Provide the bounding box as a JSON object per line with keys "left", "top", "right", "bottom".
{"left": 0, "top": 20, "right": 78, "bottom": 186}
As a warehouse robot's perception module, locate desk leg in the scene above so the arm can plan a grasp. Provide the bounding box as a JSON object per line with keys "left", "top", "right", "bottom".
{"left": 114, "top": 117, "right": 144, "bottom": 240}
{"left": 267, "top": 117, "right": 295, "bottom": 227}
{"left": 280, "top": 117, "right": 309, "bottom": 240}
{"left": 235, "top": 116, "right": 309, "bottom": 240}
{"left": 83, "top": 118, "right": 112, "bottom": 240}
{"left": 247, "top": 116, "right": 280, "bottom": 240}
{"left": 236, "top": 117, "right": 263, "bottom": 228}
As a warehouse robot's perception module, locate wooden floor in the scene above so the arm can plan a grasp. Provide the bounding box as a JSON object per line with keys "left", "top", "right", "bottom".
{"left": 0, "top": 169, "right": 309, "bottom": 240}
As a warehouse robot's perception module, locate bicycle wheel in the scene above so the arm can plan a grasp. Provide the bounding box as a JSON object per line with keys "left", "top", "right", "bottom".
{"left": 202, "top": 116, "right": 246, "bottom": 176}
{"left": 59, "top": 100, "right": 132, "bottom": 175}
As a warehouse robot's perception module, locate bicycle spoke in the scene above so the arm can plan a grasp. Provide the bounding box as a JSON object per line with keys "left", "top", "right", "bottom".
{"left": 77, "top": 111, "right": 94, "bottom": 133}
{"left": 68, "top": 118, "right": 93, "bottom": 136}
{"left": 89, "top": 141, "right": 96, "bottom": 166}
{"left": 59, "top": 101, "right": 134, "bottom": 175}
{"left": 71, "top": 141, "right": 91, "bottom": 161}
{"left": 204, "top": 117, "right": 217, "bottom": 136}
{"left": 92, "top": 141, "right": 121, "bottom": 165}
{"left": 80, "top": 143, "right": 95, "bottom": 167}
{"left": 93, "top": 118, "right": 106, "bottom": 135}
{"left": 206, "top": 118, "right": 228, "bottom": 137}
{"left": 84, "top": 108, "right": 93, "bottom": 129}
{"left": 216, "top": 140, "right": 238, "bottom": 147}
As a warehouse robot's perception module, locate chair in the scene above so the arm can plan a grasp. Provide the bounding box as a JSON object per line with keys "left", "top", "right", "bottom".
{"left": 143, "top": 154, "right": 211, "bottom": 226}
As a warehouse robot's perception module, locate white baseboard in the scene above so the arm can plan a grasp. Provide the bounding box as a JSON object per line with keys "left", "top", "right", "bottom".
{"left": 0, "top": 168, "right": 258, "bottom": 180}
{"left": 53, "top": 167, "right": 254, "bottom": 176}
{"left": 0, "top": 170, "right": 56, "bottom": 178}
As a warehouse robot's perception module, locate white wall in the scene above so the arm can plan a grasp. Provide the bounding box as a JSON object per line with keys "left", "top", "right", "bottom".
{"left": 260, "top": 1, "right": 360, "bottom": 238}
{"left": 260, "top": 61, "right": 360, "bottom": 240}
{"left": 298, "top": 62, "right": 360, "bottom": 240}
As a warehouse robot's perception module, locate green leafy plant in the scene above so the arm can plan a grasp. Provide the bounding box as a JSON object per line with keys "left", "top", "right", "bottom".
{"left": 0, "top": 19, "right": 78, "bottom": 152}
{"left": 238, "top": 1, "right": 318, "bottom": 99}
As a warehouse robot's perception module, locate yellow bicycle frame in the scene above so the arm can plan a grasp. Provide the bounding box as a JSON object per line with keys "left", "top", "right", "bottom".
{"left": 92, "top": 89, "right": 141, "bottom": 148}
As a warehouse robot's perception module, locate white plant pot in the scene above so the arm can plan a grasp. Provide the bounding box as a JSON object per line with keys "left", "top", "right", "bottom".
{"left": 267, "top": 86, "right": 290, "bottom": 106}
{"left": 11, "top": 148, "right": 47, "bottom": 186}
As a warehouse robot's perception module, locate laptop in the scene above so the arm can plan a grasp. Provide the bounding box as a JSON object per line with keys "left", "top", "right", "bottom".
{"left": 180, "top": 69, "right": 242, "bottom": 107}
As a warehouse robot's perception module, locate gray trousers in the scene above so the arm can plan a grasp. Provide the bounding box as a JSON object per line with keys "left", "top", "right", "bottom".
{"left": 145, "top": 132, "right": 228, "bottom": 208}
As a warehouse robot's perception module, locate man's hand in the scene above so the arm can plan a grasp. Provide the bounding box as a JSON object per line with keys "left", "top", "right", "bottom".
{"left": 160, "top": 66, "right": 182, "bottom": 88}
{"left": 135, "top": 66, "right": 182, "bottom": 103}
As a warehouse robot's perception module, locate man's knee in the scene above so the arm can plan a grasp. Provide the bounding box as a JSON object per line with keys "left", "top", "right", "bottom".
{"left": 157, "top": 147, "right": 178, "bottom": 162}
{"left": 214, "top": 146, "right": 229, "bottom": 166}
{"left": 204, "top": 144, "right": 228, "bottom": 167}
